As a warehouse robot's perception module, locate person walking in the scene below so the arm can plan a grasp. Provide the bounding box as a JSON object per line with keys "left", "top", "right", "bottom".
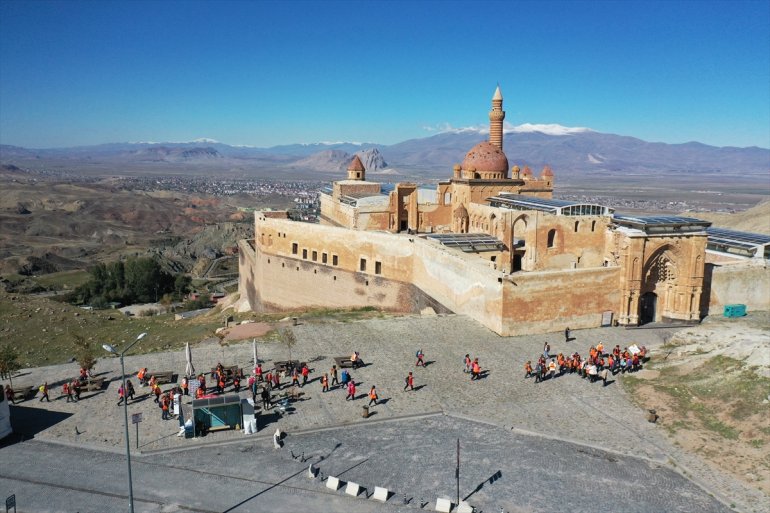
{"left": 301, "top": 364, "right": 309, "bottom": 386}
{"left": 403, "top": 372, "right": 414, "bottom": 391}
{"left": 415, "top": 349, "right": 425, "bottom": 367}
{"left": 321, "top": 373, "right": 329, "bottom": 393}
{"left": 261, "top": 386, "right": 271, "bottom": 410}
{"left": 543, "top": 342, "right": 551, "bottom": 359}
{"left": 181, "top": 377, "right": 189, "bottom": 396}
{"left": 161, "top": 394, "right": 170, "bottom": 420}
{"left": 464, "top": 354, "right": 472, "bottom": 373}
{"left": 272, "top": 370, "right": 280, "bottom": 390}
{"left": 4, "top": 384, "right": 15, "bottom": 405}
{"left": 368, "top": 386, "right": 378, "bottom": 406}
{"left": 330, "top": 365, "right": 339, "bottom": 388}
{"left": 564, "top": 327, "right": 571, "bottom": 342}
{"left": 291, "top": 367, "right": 300, "bottom": 388}
{"left": 346, "top": 380, "right": 356, "bottom": 401}
{"left": 233, "top": 374, "right": 241, "bottom": 393}
{"left": 62, "top": 382, "right": 72, "bottom": 403}
{"left": 471, "top": 359, "right": 480, "bottom": 381}
{"left": 117, "top": 384, "right": 126, "bottom": 406}
{"left": 153, "top": 383, "right": 162, "bottom": 403}
{"left": 341, "top": 369, "right": 349, "bottom": 386}
{"left": 38, "top": 382, "right": 50, "bottom": 402}
{"left": 71, "top": 380, "right": 81, "bottom": 401}
{"left": 126, "top": 380, "right": 136, "bottom": 402}
{"left": 265, "top": 371, "right": 273, "bottom": 391}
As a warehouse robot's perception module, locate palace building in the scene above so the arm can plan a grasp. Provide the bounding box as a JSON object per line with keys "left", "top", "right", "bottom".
{"left": 238, "top": 88, "right": 770, "bottom": 336}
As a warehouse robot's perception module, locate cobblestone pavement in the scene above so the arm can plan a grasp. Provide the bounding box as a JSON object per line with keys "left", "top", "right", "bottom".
{"left": 3, "top": 314, "right": 768, "bottom": 512}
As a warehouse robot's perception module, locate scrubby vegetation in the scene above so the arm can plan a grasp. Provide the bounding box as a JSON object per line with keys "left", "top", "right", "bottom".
{"left": 66, "top": 257, "right": 191, "bottom": 307}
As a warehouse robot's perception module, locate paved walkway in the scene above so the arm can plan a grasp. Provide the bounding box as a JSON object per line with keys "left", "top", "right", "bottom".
{"left": 3, "top": 314, "right": 768, "bottom": 512}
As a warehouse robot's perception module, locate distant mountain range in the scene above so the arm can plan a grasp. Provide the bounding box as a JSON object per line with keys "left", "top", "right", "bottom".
{"left": 1, "top": 124, "right": 767, "bottom": 178}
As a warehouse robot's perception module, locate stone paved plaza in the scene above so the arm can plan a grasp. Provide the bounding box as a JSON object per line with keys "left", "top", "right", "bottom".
{"left": 1, "top": 314, "right": 767, "bottom": 512}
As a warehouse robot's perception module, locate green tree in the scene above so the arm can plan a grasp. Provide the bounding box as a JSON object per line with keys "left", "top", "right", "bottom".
{"left": 174, "top": 274, "right": 192, "bottom": 300}
{"left": 72, "top": 334, "right": 97, "bottom": 373}
{"left": 0, "top": 344, "right": 21, "bottom": 387}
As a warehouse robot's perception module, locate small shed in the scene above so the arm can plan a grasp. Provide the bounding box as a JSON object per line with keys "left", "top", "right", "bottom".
{"left": 192, "top": 394, "right": 243, "bottom": 434}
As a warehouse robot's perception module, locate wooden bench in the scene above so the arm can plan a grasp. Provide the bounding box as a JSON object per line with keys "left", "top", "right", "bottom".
{"left": 12, "top": 386, "right": 34, "bottom": 401}
{"left": 150, "top": 371, "right": 174, "bottom": 384}
{"left": 333, "top": 356, "right": 355, "bottom": 369}
{"left": 210, "top": 365, "right": 241, "bottom": 379}
{"left": 273, "top": 360, "right": 301, "bottom": 374}
{"left": 78, "top": 377, "right": 106, "bottom": 392}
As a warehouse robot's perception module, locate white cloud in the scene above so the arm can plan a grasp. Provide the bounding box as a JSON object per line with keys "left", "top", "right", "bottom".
{"left": 423, "top": 121, "right": 593, "bottom": 136}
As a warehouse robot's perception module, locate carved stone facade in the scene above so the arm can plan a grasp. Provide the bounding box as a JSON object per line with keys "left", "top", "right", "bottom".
{"left": 239, "top": 87, "right": 720, "bottom": 336}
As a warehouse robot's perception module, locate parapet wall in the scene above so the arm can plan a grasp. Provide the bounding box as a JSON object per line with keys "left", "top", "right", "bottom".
{"left": 501, "top": 267, "right": 620, "bottom": 336}
{"left": 706, "top": 260, "right": 770, "bottom": 313}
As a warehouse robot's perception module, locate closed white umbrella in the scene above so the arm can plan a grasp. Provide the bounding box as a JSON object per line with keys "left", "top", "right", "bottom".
{"left": 185, "top": 342, "right": 195, "bottom": 377}
{"left": 252, "top": 339, "right": 258, "bottom": 371}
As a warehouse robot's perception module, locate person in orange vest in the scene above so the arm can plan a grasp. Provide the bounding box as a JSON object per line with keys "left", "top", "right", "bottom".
{"left": 232, "top": 374, "right": 241, "bottom": 393}
{"left": 321, "top": 373, "right": 329, "bottom": 393}
{"left": 195, "top": 386, "right": 205, "bottom": 399}
{"left": 368, "top": 385, "right": 378, "bottom": 406}
{"left": 301, "top": 364, "right": 310, "bottom": 387}
{"left": 265, "top": 371, "right": 273, "bottom": 391}
{"left": 255, "top": 363, "right": 263, "bottom": 382}
{"left": 161, "top": 394, "right": 170, "bottom": 420}
{"left": 464, "top": 354, "right": 472, "bottom": 374}
{"left": 153, "top": 383, "right": 162, "bottom": 403}
{"left": 403, "top": 371, "right": 414, "bottom": 391}
{"left": 524, "top": 361, "right": 533, "bottom": 378}
{"left": 137, "top": 368, "right": 147, "bottom": 386}
{"left": 62, "top": 382, "right": 72, "bottom": 403}
{"left": 346, "top": 380, "right": 356, "bottom": 401}
{"left": 415, "top": 349, "right": 425, "bottom": 367}
{"left": 217, "top": 374, "right": 226, "bottom": 394}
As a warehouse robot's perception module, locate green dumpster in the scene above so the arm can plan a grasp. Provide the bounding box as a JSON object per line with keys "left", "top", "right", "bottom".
{"left": 192, "top": 394, "right": 243, "bottom": 434}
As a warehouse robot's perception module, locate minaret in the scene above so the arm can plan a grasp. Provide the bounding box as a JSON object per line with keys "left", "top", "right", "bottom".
{"left": 489, "top": 85, "right": 505, "bottom": 151}
{"left": 347, "top": 154, "right": 366, "bottom": 181}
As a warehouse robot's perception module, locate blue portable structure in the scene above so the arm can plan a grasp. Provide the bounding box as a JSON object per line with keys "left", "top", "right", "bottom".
{"left": 192, "top": 394, "right": 242, "bottom": 434}
{"left": 723, "top": 304, "right": 747, "bottom": 318}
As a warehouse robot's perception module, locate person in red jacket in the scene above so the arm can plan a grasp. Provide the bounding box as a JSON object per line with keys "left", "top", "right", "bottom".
{"left": 368, "top": 385, "right": 378, "bottom": 406}
{"left": 403, "top": 372, "right": 414, "bottom": 391}
{"left": 346, "top": 380, "right": 356, "bottom": 401}
{"left": 301, "top": 364, "right": 310, "bottom": 387}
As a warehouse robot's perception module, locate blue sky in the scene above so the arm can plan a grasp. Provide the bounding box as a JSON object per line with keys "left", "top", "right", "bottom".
{"left": 1, "top": 0, "right": 768, "bottom": 149}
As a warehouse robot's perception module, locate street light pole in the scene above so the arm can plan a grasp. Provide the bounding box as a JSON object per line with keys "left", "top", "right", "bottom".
{"left": 103, "top": 332, "right": 147, "bottom": 513}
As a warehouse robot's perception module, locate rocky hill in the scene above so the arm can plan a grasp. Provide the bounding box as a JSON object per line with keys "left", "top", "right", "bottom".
{"left": 288, "top": 147, "right": 388, "bottom": 173}
{"left": 689, "top": 200, "right": 770, "bottom": 234}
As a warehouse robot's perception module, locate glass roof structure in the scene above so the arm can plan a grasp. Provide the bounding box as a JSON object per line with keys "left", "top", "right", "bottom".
{"left": 612, "top": 214, "right": 711, "bottom": 234}
{"left": 487, "top": 195, "right": 613, "bottom": 216}
{"left": 426, "top": 233, "right": 505, "bottom": 253}
{"left": 706, "top": 227, "right": 770, "bottom": 259}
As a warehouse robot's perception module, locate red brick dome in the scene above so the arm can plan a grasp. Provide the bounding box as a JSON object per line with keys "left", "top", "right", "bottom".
{"left": 461, "top": 142, "right": 508, "bottom": 176}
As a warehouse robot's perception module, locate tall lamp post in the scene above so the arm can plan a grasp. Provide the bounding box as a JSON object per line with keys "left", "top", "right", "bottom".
{"left": 103, "top": 332, "right": 147, "bottom": 513}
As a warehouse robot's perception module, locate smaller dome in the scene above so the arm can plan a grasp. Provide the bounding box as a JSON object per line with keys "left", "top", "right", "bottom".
{"left": 511, "top": 165, "right": 520, "bottom": 173}
{"left": 453, "top": 204, "right": 469, "bottom": 219}
{"left": 541, "top": 165, "right": 553, "bottom": 177}
{"left": 347, "top": 155, "right": 365, "bottom": 172}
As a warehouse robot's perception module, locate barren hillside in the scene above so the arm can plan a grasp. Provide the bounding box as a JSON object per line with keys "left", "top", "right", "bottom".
{"left": 689, "top": 199, "right": 770, "bottom": 234}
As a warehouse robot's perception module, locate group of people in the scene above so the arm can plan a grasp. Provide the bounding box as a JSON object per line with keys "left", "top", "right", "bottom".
{"left": 462, "top": 353, "right": 484, "bottom": 380}
{"left": 525, "top": 341, "right": 648, "bottom": 386}
{"left": 4, "top": 371, "right": 95, "bottom": 405}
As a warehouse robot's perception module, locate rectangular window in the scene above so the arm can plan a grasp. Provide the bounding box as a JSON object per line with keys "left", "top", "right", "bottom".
{"left": 291, "top": 243, "right": 298, "bottom": 255}
{"left": 312, "top": 250, "right": 317, "bottom": 261}
{"left": 322, "top": 252, "right": 328, "bottom": 264}
{"left": 375, "top": 261, "right": 382, "bottom": 275}
{"left": 302, "top": 249, "right": 308, "bottom": 259}
{"left": 360, "top": 258, "right": 367, "bottom": 272}
{"left": 332, "top": 255, "right": 338, "bottom": 266}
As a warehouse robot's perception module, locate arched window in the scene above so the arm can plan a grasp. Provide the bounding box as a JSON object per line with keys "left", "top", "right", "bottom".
{"left": 547, "top": 229, "right": 557, "bottom": 248}
{"left": 444, "top": 192, "right": 451, "bottom": 205}
{"left": 574, "top": 221, "right": 579, "bottom": 232}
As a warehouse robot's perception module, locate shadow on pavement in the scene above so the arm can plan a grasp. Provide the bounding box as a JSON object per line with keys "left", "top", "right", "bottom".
{"left": 7, "top": 404, "right": 73, "bottom": 441}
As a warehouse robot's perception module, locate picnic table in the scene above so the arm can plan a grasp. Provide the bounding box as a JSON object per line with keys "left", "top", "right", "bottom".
{"left": 150, "top": 371, "right": 175, "bottom": 384}
{"left": 12, "top": 385, "right": 34, "bottom": 401}
{"left": 334, "top": 356, "right": 355, "bottom": 369}
{"left": 273, "top": 360, "right": 302, "bottom": 374}
{"left": 77, "top": 377, "right": 106, "bottom": 391}
{"left": 210, "top": 365, "right": 241, "bottom": 379}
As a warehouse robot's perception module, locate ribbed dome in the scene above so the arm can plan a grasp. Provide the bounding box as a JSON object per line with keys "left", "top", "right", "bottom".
{"left": 461, "top": 142, "right": 509, "bottom": 175}
{"left": 453, "top": 204, "right": 469, "bottom": 219}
